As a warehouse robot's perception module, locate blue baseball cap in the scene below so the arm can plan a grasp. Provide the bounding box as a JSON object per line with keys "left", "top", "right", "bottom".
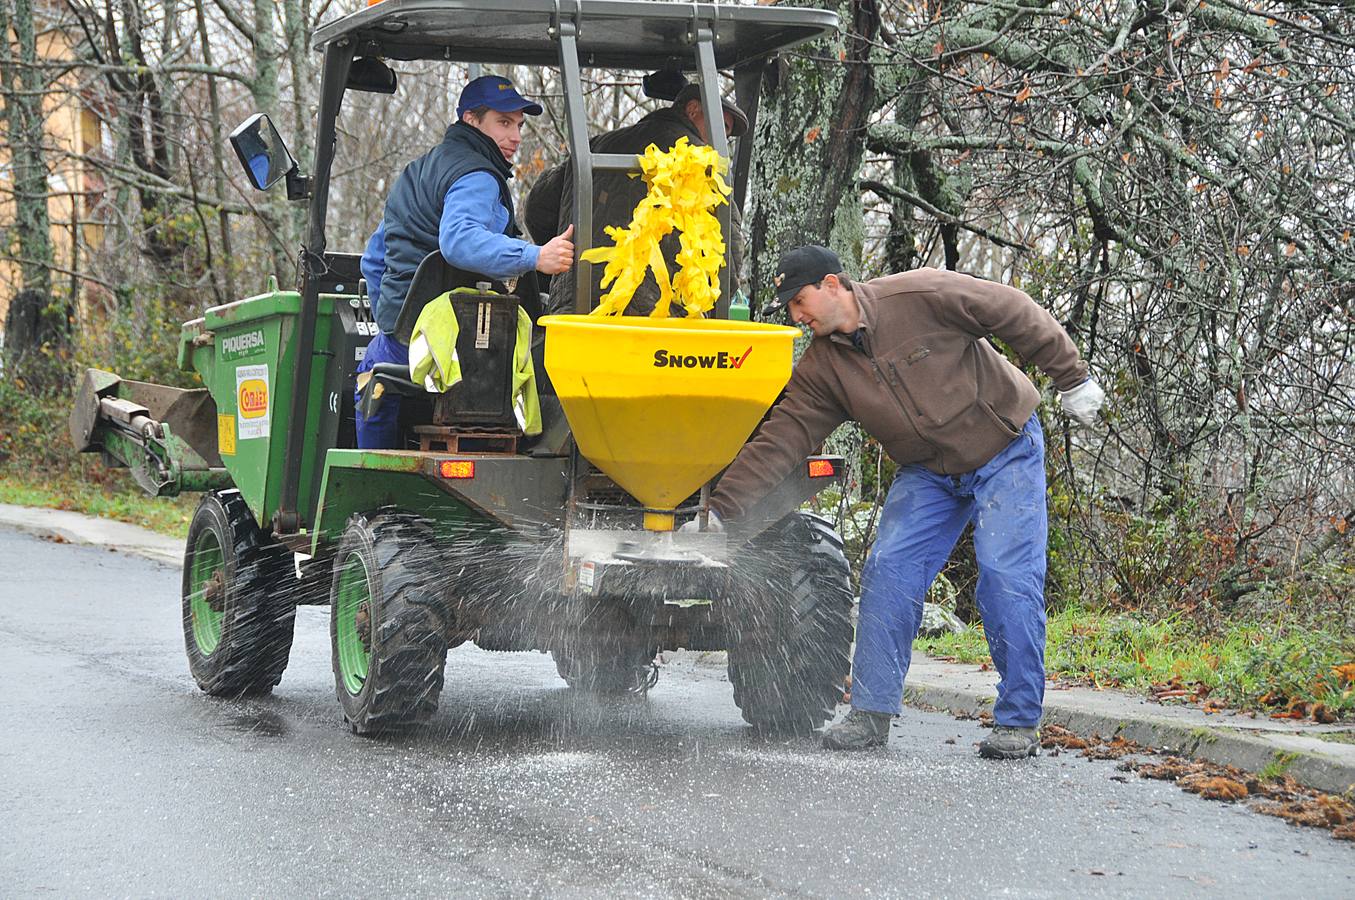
{"left": 457, "top": 75, "right": 543, "bottom": 118}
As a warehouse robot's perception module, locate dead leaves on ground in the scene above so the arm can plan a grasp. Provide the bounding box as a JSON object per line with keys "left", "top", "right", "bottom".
{"left": 1149, "top": 677, "right": 1234, "bottom": 716}
{"left": 1040, "top": 723, "right": 1090, "bottom": 751}
{"left": 1258, "top": 795, "right": 1355, "bottom": 830}
{"left": 1040, "top": 724, "right": 1135, "bottom": 759}
{"left": 1153, "top": 674, "right": 1351, "bottom": 724}
{"left": 1150, "top": 675, "right": 1208, "bottom": 705}
{"left": 1177, "top": 773, "right": 1249, "bottom": 801}
{"left": 1038, "top": 724, "right": 1354, "bottom": 841}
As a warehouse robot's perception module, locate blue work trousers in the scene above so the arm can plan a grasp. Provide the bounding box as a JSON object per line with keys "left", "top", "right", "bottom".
{"left": 852, "top": 414, "right": 1048, "bottom": 727}
{"left": 354, "top": 332, "right": 410, "bottom": 449}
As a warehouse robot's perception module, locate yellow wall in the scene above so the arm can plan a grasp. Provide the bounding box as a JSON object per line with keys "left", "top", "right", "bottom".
{"left": 0, "top": 25, "right": 104, "bottom": 328}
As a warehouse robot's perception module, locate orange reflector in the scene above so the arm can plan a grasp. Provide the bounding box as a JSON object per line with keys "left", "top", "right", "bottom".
{"left": 807, "top": 459, "right": 836, "bottom": 478}
{"left": 439, "top": 460, "right": 475, "bottom": 479}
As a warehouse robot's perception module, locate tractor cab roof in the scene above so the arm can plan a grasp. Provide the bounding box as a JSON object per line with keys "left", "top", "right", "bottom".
{"left": 311, "top": 0, "right": 836, "bottom": 70}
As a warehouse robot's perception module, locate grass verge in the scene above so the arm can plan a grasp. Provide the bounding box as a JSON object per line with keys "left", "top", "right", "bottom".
{"left": 917, "top": 603, "right": 1355, "bottom": 722}
{"left": 0, "top": 465, "right": 196, "bottom": 539}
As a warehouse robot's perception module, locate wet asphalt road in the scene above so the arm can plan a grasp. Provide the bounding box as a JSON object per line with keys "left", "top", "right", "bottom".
{"left": 2, "top": 526, "right": 1352, "bottom": 898}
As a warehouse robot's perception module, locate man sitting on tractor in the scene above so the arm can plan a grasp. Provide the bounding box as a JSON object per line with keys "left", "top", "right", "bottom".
{"left": 356, "top": 74, "right": 576, "bottom": 449}
{"left": 524, "top": 82, "right": 746, "bottom": 317}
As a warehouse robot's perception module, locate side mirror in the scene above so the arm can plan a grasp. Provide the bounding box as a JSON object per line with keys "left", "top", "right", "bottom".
{"left": 228, "top": 113, "right": 298, "bottom": 192}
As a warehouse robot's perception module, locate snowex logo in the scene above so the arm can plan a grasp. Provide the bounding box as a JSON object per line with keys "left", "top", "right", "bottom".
{"left": 653, "top": 347, "right": 754, "bottom": 370}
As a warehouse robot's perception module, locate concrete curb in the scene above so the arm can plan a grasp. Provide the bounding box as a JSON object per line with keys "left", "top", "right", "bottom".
{"left": 904, "top": 660, "right": 1355, "bottom": 797}
{"left": 0, "top": 503, "right": 183, "bottom": 567}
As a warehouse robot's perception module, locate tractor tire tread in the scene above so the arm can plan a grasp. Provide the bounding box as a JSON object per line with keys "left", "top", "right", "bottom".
{"left": 728, "top": 512, "right": 854, "bottom": 734}
{"left": 184, "top": 489, "right": 295, "bottom": 698}
{"left": 333, "top": 512, "right": 448, "bottom": 735}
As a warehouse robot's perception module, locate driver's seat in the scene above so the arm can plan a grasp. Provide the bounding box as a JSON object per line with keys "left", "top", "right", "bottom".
{"left": 358, "top": 252, "right": 532, "bottom": 437}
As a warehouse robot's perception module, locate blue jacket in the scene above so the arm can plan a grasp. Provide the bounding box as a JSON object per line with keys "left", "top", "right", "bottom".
{"left": 365, "top": 121, "right": 540, "bottom": 334}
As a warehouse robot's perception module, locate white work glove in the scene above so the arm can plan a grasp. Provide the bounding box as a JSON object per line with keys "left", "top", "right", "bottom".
{"left": 1058, "top": 378, "right": 1106, "bottom": 426}
{"left": 678, "top": 510, "right": 724, "bottom": 533}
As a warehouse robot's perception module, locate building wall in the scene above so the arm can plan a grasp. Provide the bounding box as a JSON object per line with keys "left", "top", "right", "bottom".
{"left": 0, "top": 25, "right": 104, "bottom": 330}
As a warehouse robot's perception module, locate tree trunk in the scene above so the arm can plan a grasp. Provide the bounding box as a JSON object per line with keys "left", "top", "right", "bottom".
{"left": 252, "top": 0, "right": 293, "bottom": 284}
{"left": 746, "top": 0, "right": 880, "bottom": 314}
{"left": 194, "top": 0, "right": 236, "bottom": 303}
{"left": 282, "top": 0, "right": 312, "bottom": 242}
{"left": 0, "top": 0, "right": 56, "bottom": 301}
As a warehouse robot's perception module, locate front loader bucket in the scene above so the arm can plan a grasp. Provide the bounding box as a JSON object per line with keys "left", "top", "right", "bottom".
{"left": 71, "top": 368, "right": 221, "bottom": 463}
{"left": 539, "top": 315, "right": 799, "bottom": 530}
{"left": 70, "top": 367, "right": 229, "bottom": 496}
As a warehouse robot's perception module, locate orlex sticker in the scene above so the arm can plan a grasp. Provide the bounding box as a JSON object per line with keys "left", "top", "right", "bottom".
{"left": 235, "top": 364, "right": 270, "bottom": 440}
{"left": 217, "top": 414, "right": 237, "bottom": 456}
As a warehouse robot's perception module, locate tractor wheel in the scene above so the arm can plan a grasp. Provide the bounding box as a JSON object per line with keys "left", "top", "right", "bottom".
{"left": 552, "top": 599, "right": 658, "bottom": 695}
{"left": 330, "top": 512, "right": 448, "bottom": 734}
{"left": 726, "top": 512, "right": 854, "bottom": 734}
{"left": 181, "top": 489, "right": 295, "bottom": 697}
{"left": 552, "top": 637, "right": 659, "bottom": 695}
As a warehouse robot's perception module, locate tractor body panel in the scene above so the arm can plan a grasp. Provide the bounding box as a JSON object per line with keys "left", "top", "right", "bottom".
{"left": 179, "top": 287, "right": 367, "bottom": 529}
{"left": 310, "top": 450, "right": 572, "bottom": 553}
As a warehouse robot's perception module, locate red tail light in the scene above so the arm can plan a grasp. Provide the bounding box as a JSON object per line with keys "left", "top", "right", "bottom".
{"left": 439, "top": 460, "right": 475, "bottom": 479}
{"left": 808, "top": 459, "right": 836, "bottom": 478}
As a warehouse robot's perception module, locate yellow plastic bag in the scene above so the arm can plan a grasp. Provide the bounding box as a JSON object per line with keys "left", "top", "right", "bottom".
{"left": 581, "top": 137, "right": 731, "bottom": 318}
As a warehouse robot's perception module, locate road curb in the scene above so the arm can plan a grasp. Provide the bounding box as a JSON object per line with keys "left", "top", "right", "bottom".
{"left": 904, "top": 678, "right": 1355, "bottom": 797}
{"left": 0, "top": 503, "right": 182, "bottom": 567}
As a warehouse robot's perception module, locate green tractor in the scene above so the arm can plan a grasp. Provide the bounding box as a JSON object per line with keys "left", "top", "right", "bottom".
{"left": 71, "top": 0, "right": 855, "bottom": 735}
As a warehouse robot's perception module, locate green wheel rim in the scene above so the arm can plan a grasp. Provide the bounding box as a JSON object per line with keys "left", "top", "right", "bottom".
{"left": 335, "top": 552, "right": 372, "bottom": 695}
{"left": 189, "top": 529, "right": 225, "bottom": 656}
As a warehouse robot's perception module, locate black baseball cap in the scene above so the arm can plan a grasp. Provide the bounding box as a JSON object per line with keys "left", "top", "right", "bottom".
{"left": 767, "top": 245, "right": 843, "bottom": 314}
{"left": 673, "top": 83, "right": 749, "bottom": 138}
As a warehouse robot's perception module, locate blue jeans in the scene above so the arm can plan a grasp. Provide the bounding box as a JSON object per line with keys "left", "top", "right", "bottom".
{"left": 852, "top": 414, "right": 1048, "bottom": 727}
{"left": 354, "top": 332, "right": 410, "bottom": 449}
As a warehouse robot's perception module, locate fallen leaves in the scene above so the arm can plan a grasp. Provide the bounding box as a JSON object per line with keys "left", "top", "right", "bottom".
{"left": 1256, "top": 794, "right": 1355, "bottom": 830}
{"left": 1155, "top": 676, "right": 1349, "bottom": 724}
{"left": 1264, "top": 695, "right": 1339, "bottom": 723}
{"left": 1084, "top": 735, "right": 1139, "bottom": 761}
{"left": 1179, "top": 774, "right": 1249, "bottom": 801}
{"left": 1138, "top": 759, "right": 1198, "bottom": 781}
{"left": 1311, "top": 704, "right": 1338, "bottom": 725}
{"left": 1040, "top": 724, "right": 1089, "bottom": 751}
{"left": 1149, "top": 676, "right": 1210, "bottom": 705}
{"left": 1037, "top": 723, "right": 1353, "bottom": 841}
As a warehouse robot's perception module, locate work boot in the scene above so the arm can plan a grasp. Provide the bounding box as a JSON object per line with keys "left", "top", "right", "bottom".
{"left": 820, "top": 708, "right": 891, "bottom": 750}
{"left": 978, "top": 725, "right": 1040, "bottom": 759}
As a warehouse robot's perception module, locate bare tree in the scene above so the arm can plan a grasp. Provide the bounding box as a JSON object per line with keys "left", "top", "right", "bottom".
{"left": 0, "top": 0, "right": 56, "bottom": 301}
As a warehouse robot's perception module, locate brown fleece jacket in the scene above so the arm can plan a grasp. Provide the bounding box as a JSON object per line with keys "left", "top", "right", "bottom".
{"left": 709, "top": 267, "right": 1088, "bottom": 520}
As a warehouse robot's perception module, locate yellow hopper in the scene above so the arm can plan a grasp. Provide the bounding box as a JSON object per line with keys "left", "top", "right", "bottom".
{"left": 540, "top": 315, "right": 800, "bottom": 531}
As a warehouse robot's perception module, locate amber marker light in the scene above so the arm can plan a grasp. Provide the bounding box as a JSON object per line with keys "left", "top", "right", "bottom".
{"left": 439, "top": 460, "right": 475, "bottom": 479}
{"left": 807, "top": 459, "right": 836, "bottom": 478}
